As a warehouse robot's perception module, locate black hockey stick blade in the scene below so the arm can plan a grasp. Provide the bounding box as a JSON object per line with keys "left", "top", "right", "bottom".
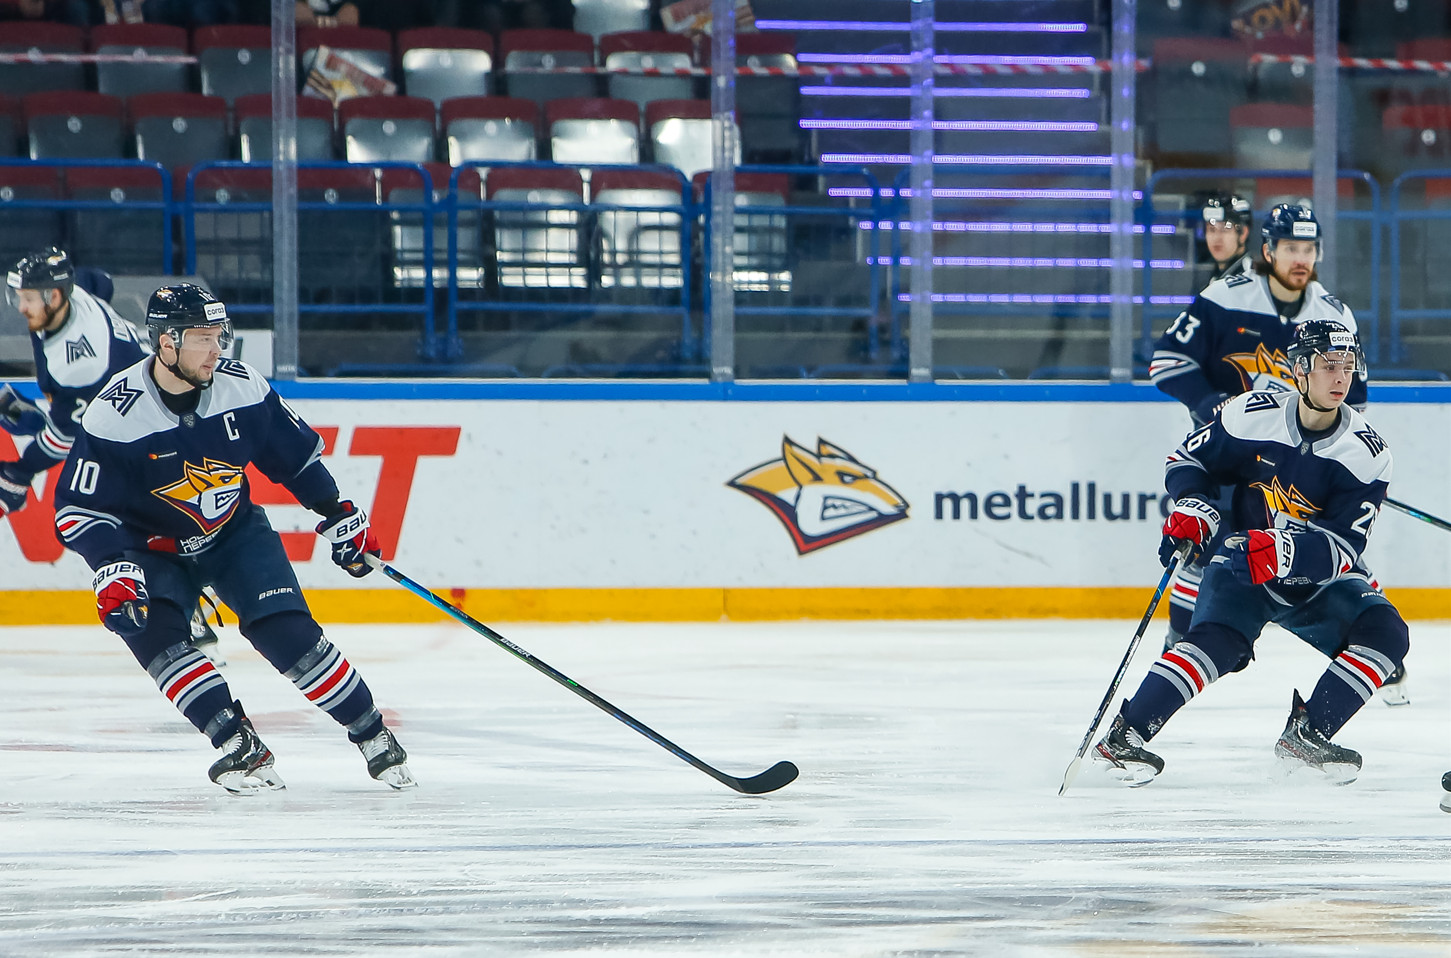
{"left": 365, "top": 556, "right": 799, "bottom": 795}
{"left": 1058, "top": 542, "right": 1190, "bottom": 796}
{"left": 1384, "top": 496, "right": 1451, "bottom": 534}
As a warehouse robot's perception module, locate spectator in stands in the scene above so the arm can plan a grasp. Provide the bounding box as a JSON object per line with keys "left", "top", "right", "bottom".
{"left": 0, "top": 0, "right": 89, "bottom": 23}
{"left": 296, "top": 0, "right": 358, "bottom": 28}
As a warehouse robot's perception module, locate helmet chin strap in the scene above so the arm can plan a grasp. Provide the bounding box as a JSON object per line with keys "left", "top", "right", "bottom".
{"left": 1295, "top": 361, "right": 1337, "bottom": 414}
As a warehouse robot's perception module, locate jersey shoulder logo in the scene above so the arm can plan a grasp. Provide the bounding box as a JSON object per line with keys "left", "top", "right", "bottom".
{"left": 1355, "top": 427, "right": 1387, "bottom": 457}
{"left": 151, "top": 457, "right": 246, "bottom": 534}
{"left": 1222, "top": 344, "right": 1294, "bottom": 392}
{"left": 97, "top": 378, "right": 144, "bottom": 416}
{"left": 65, "top": 336, "right": 96, "bottom": 363}
{"left": 1320, "top": 293, "right": 1346, "bottom": 314}
{"left": 1224, "top": 273, "right": 1254, "bottom": 288}
{"left": 1243, "top": 390, "right": 1282, "bottom": 413}
{"left": 214, "top": 358, "right": 250, "bottom": 380}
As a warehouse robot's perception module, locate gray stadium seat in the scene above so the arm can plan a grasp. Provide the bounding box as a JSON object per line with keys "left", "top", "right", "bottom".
{"left": 24, "top": 91, "right": 125, "bottom": 160}
{"left": 195, "top": 25, "right": 273, "bottom": 104}
{"left": 546, "top": 97, "right": 639, "bottom": 167}
{"left": 647, "top": 99, "right": 738, "bottom": 182}
{"left": 500, "top": 29, "right": 598, "bottom": 106}
{"left": 487, "top": 166, "right": 587, "bottom": 289}
{"left": 236, "top": 93, "right": 335, "bottom": 162}
{"left": 399, "top": 28, "right": 494, "bottom": 105}
{"left": 600, "top": 31, "right": 697, "bottom": 117}
{"left": 573, "top": 0, "right": 651, "bottom": 40}
{"left": 1231, "top": 103, "right": 1314, "bottom": 170}
{"left": 297, "top": 25, "right": 394, "bottom": 84}
{"left": 90, "top": 23, "right": 190, "bottom": 99}
{"left": 591, "top": 167, "right": 687, "bottom": 290}
{"left": 441, "top": 96, "right": 539, "bottom": 167}
{"left": 130, "top": 93, "right": 230, "bottom": 171}
{"left": 0, "top": 22, "right": 85, "bottom": 96}
{"left": 340, "top": 95, "right": 437, "bottom": 164}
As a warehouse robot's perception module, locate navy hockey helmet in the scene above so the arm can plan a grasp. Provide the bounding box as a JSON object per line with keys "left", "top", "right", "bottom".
{"left": 145, "top": 283, "right": 233, "bottom": 351}
{"left": 1200, "top": 191, "right": 1252, "bottom": 230}
{"left": 5, "top": 247, "right": 74, "bottom": 311}
{"left": 1261, "top": 203, "right": 1323, "bottom": 260}
{"left": 1287, "top": 318, "right": 1365, "bottom": 380}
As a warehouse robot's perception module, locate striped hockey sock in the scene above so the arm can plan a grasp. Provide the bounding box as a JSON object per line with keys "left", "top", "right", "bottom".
{"left": 147, "top": 643, "right": 234, "bottom": 745}
{"left": 1305, "top": 644, "right": 1395, "bottom": 738}
{"left": 285, "top": 638, "right": 384, "bottom": 741}
{"left": 1122, "top": 642, "right": 1222, "bottom": 739}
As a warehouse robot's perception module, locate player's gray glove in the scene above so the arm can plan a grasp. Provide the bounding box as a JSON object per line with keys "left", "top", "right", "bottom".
{"left": 0, "top": 384, "right": 48, "bottom": 437}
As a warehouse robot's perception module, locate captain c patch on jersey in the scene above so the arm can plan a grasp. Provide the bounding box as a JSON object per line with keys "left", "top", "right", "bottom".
{"left": 152, "top": 457, "right": 246, "bottom": 533}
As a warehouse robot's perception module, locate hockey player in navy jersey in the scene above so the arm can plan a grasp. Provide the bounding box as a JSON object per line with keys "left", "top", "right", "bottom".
{"left": 1094, "top": 319, "right": 1408, "bottom": 787}
{"left": 1195, "top": 191, "right": 1254, "bottom": 287}
{"left": 52, "top": 283, "right": 415, "bottom": 794}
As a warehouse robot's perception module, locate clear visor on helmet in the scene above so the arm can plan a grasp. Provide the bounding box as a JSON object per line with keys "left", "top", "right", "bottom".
{"left": 4, "top": 272, "right": 23, "bottom": 313}
{"left": 1301, "top": 347, "right": 1366, "bottom": 379}
{"left": 169, "top": 321, "right": 234, "bottom": 351}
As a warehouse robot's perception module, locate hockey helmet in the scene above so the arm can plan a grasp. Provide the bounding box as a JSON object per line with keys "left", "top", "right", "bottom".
{"left": 1287, "top": 318, "right": 1365, "bottom": 380}
{"left": 1200, "top": 191, "right": 1252, "bottom": 230}
{"left": 5, "top": 247, "right": 74, "bottom": 312}
{"left": 145, "top": 283, "right": 233, "bottom": 351}
{"left": 1261, "top": 203, "right": 1322, "bottom": 260}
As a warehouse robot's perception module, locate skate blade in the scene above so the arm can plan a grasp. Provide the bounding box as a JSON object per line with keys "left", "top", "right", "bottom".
{"left": 374, "top": 762, "right": 418, "bottom": 790}
{"left": 1440, "top": 791, "right": 1451, "bottom": 814}
{"left": 213, "top": 764, "right": 287, "bottom": 794}
{"left": 1378, "top": 684, "right": 1410, "bottom": 707}
{"left": 1276, "top": 755, "right": 1359, "bottom": 786}
{"left": 1091, "top": 748, "right": 1160, "bottom": 787}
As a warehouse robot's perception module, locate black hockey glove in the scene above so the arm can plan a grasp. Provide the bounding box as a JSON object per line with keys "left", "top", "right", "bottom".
{"left": 1159, "top": 497, "right": 1220, "bottom": 567}
{"left": 0, "top": 462, "right": 32, "bottom": 517}
{"left": 316, "top": 500, "right": 380, "bottom": 578}
{"left": 0, "top": 384, "right": 48, "bottom": 437}
{"left": 93, "top": 560, "right": 149, "bottom": 638}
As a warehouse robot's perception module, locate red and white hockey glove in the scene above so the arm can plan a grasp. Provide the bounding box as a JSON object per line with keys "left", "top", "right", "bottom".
{"left": 93, "top": 560, "right": 149, "bottom": 638}
{"left": 1228, "top": 529, "right": 1295, "bottom": 585}
{"left": 1158, "top": 497, "right": 1220, "bottom": 567}
{"left": 316, "top": 500, "right": 380, "bottom": 578}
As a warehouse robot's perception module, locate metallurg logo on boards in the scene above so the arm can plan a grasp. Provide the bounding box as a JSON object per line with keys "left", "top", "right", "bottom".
{"left": 727, "top": 436, "right": 908, "bottom": 554}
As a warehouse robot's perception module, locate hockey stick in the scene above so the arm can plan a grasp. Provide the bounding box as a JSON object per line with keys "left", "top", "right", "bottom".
{"left": 1384, "top": 496, "right": 1451, "bottom": 534}
{"left": 1058, "top": 541, "right": 1191, "bottom": 796}
{"left": 364, "top": 555, "right": 799, "bottom": 795}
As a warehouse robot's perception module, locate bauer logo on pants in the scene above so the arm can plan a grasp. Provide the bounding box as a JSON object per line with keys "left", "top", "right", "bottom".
{"left": 728, "top": 436, "right": 908, "bottom": 554}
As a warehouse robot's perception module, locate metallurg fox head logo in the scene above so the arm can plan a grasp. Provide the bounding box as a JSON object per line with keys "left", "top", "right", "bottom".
{"left": 152, "top": 458, "right": 246, "bottom": 533}
{"left": 1224, "top": 343, "right": 1295, "bottom": 392}
{"left": 728, "top": 436, "right": 908, "bottom": 554}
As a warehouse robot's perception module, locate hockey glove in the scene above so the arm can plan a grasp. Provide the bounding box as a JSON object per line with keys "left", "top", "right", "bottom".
{"left": 316, "top": 500, "right": 380, "bottom": 578}
{"left": 0, "top": 462, "right": 33, "bottom": 517}
{"left": 0, "top": 384, "right": 48, "bottom": 437}
{"left": 1192, "top": 392, "right": 1232, "bottom": 425}
{"left": 1159, "top": 497, "right": 1220, "bottom": 567}
{"left": 93, "top": 560, "right": 149, "bottom": 638}
{"left": 1227, "top": 530, "right": 1295, "bottom": 586}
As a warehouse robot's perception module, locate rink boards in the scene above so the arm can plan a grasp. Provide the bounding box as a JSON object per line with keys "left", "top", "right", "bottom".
{"left": 3, "top": 380, "right": 1450, "bottom": 622}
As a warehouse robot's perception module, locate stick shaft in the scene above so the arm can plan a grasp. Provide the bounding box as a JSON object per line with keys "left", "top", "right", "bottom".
{"left": 1384, "top": 496, "right": 1451, "bottom": 534}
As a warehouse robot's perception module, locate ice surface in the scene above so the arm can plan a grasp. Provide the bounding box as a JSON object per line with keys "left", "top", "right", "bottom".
{"left": 0, "top": 618, "right": 1447, "bottom": 956}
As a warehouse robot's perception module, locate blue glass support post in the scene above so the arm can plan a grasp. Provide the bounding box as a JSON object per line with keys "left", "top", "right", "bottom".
{"left": 270, "top": 0, "right": 299, "bottom": 379}
{"left": 708, "top": 0, "right": 737, "bottom": 380}
{"left": 907, "top": 0, "right": 934, "bottom": 382}
{"left": 1108, "top": 0, "right": 1136, "bottom": 383}
{"left": 1313, "top": 0, "right": 1339, "bottom": 289}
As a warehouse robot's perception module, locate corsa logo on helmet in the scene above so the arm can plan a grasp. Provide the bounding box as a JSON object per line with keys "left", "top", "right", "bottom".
{"left": 728, "top": 437, "right": 908, "bottom": 554}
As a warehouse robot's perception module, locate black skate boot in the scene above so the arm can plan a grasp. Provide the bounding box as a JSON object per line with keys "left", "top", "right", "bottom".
{"left": 1093, "top": 707, "right": 1164, "bottom": 786}
{"left": 357, "top": 726, "right": 417, "bottom": 789}
{"left": 209, "top": 716, "right": 286, "bottom": 794}
{"left": 1441, "top": 771, "right": 1451, "bottom": 814}
{"left": 1377, "top": 661, "right": 1409, "bottom": 707}
{"left": 1274, "top": 690, "right": 1362, "bottom": 785}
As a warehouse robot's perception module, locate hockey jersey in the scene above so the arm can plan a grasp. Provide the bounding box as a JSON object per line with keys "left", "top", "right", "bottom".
{"left": 53, "top": 357, "right": 338, "bottom": 569}
{"left": 1165, "top": 389, "right": 1391, "bottom": 604}
{"left": 17, "top": 286, "right": 146, "bottom": 475}
{"left": 1149, "top": 271, "right": 1368, "bottom": 425}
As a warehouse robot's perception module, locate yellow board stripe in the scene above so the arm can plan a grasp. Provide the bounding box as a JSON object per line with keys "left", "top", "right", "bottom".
{"left": 7, "top": 587, "right": 1451, "bottom": 624}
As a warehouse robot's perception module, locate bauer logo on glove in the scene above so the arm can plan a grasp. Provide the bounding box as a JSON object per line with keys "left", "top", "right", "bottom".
{"left": 1226, "top": 529, "right": 1297, "bottom": 585}
{"left": 1158, "top": 496, "right": 1220, "bottom": 566}
{"left": 315, "top": 500, "right": 381, "bottom": 578}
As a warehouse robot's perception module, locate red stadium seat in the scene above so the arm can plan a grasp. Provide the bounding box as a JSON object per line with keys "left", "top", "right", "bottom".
{"left": 0, "top": 22, "right": 85, "bottom": 95}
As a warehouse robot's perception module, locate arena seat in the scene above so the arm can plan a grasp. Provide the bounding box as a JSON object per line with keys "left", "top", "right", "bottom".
{"left": 441, "top": 96, "right": 539, "bottom": 167}
{"left": 1230, "top": 103, "right": 1314, "bottom": 171}
{"left": 130, "top": 93, "right": 229, "bottom": 171}
{"left": 24, "top": 91, "right": 125, "bottom": 160}
{"left": 647, "top": 99, "right": 738, "bottom": 182}
{"left": 236, "top": 93, "right": 335, "bottom": 162}
{"left": 546, "top": 97, "right": 639, "bottom": 167}
{"left": 1147, "top": 37, "right": 1246, "bottom": 161}
{"left": 1381, "top": 105, "right": 1451, "bottom": 178}
{"left": 399, "top": 27, "right": 494, "bottom": 105}
{"left": 735, "top": 33, "right": 802, "bottom": 163}
{"left": 486, "top": 166, "right": 587, "bottom": 289}
{"left": 0, "top": 165, "right": 64, "bottom": 270}
{"left": 591, "top": 167, "right": 688, "bottom": 289}
{"left": 382, "top": 163, "right": 487, "bottom": 288}
{"left": 65, "top": 166, "right": 170, "bottom": 275}
{"left": 499, "top": 29, "right": 598, "bottom": 105}
{"left": 693, "top": 171, "right": 790, "bottom": 292}
{"left": 0, "top": 95, "right": 18, "bottom": 158}
{"left": 89, "top": 23, "right": 190, "bottom": 99}
{"left": 340, "top": 95, "right": 437, "bottom": 164}
{"left": 599, "top": 30, "right": 696, "bottom": 114}
{"left": 572, "top": 0, "right": 651, "bottom": 40}
{"left": 0, "top": 22, "right": 85, "bottom": 96}
{"left": 296, "top": 166, "right": 387, "bottom": 302}
{"left": 194, "top": 25, "right": 273, "bottom": 104}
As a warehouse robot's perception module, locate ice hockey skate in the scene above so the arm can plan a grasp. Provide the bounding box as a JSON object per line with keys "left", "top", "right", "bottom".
{"left": 1441, "top": 772, "right": 1451, "bottom": 814}
{"left": 1092, "top": 709, "right": 1164, "bottom": 786}
{"left": 1273, "top": 691, "right": 1361, "bottom": 785}
{"left": 1377, "top": 661, "right": 1409, "bottom": 707}
{"left": 209, "top": 717, "right": 285, "bottom": 794}
{"left": 358, "top": 726, "right": 417, "bottom": 789}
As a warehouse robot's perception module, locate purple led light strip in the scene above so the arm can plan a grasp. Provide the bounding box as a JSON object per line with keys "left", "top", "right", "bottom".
{"left": 895, "top": 294, "right": 1195, "bottom": 305}
{"left": 873, "top": 257, "right": 1185, "bottom": 269}
{"left": 821, "top": 153, "right": 1112, "bottom": 166}
{"left": 756, "top": 19, "right": 1088, "bottom": 32}
{"left": 797, "top": 53, "right": 1099, "bottom": 66}
{"left": 827, "top": 188, "right": 1145, "bottom": 200}
{"left": 800, "top": 86, "right": 1093, "bottom": 99}
{"left": 856, "top": 221, "right": 1177, "bottom": 235}
{"left": 801, "top": 119, "right": 1099, "bottom": 132}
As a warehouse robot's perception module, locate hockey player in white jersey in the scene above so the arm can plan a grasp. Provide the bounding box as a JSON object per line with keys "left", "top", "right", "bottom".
{"left": 53, "top": 284, "right": 415, "bottom": 793}
{"left": 1096, "top": 320, "right": 1408, "bottom": 787}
